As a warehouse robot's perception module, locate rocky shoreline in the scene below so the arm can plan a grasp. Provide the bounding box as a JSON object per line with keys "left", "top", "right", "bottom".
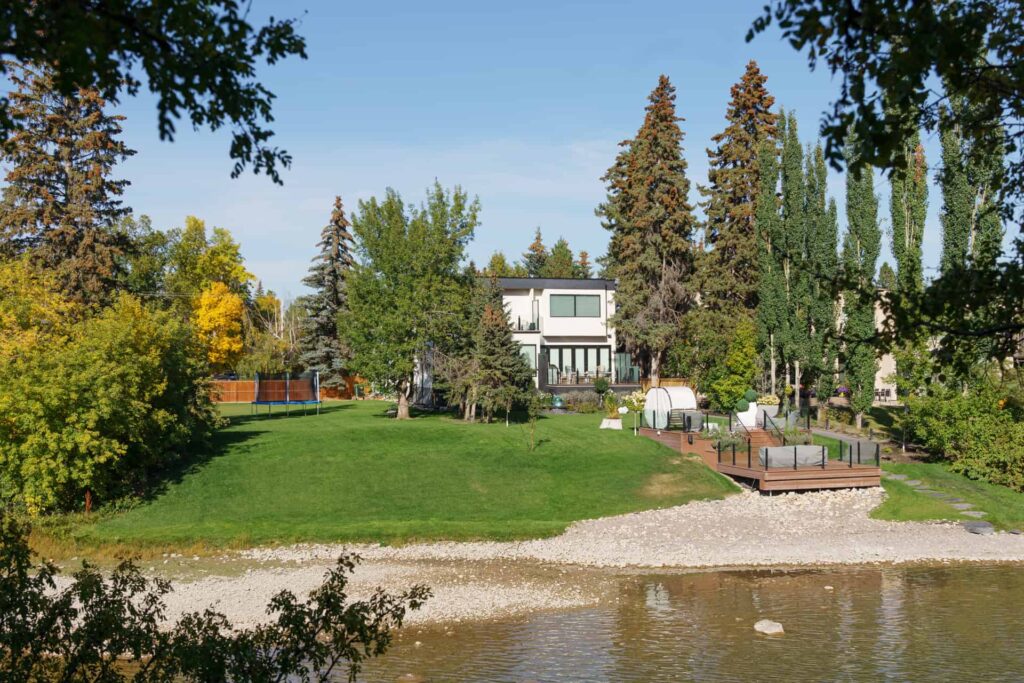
{"left": 79, "top": 489, "right": 1024, "bottom": 628}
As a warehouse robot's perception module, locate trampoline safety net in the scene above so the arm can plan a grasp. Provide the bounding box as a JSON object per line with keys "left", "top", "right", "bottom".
{"left": 253, "top": 371, "right": 321, "bottom": 404}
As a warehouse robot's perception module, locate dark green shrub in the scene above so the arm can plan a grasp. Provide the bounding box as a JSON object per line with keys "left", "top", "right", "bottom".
{"left": 735, "top": 398, "right": 750, "bottom": 413}
{"left": 593, "top": 377, "right": 610, "bottom": 394}
{"left": 744, "top": 389, "right": 757, "bottom": 403}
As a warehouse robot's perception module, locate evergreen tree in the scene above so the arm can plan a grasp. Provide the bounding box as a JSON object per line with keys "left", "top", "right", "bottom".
{"left": 474, "top": 301, "right": 533, "bottom": 423}
{"left": 541, "top": 237, "right": 575, "bottom": 278}
{"left": 841, "top": 136, "right": 881, "bottom": 429}
{"left": 805, "top": 145, "right": 839, "bottom": 415}
{"left": 755, "top": 138, "right": 785, "bottom": 394}
{"left": 699, "top": 60, "right": 778, "bottom": 317}
{"left": 574, "top": 250, "right": 592, "bottom": 279}
{"left": 597, "top": 75, "right": 698, "bottom": 384}
{"left": 522, "top": 227, "right": 547, "bottom": 277}
{"left": 300, "top": 196, "right": 355, "bottom": 389}
{"left": 483, "top": 251, "right": 513, "bottom": 277}
{"left": 0, "top": 62, "right": 134, "bottom": 304}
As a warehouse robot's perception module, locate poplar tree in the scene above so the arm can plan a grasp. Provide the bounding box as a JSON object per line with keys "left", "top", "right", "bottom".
{"left": 841, "top": 137, "right": 881, "bottom": 429}
{"left": 699, "top": 60, "right": 778, "bottom": 317}
{"left": 805, "top": 145, "right": 839, "bottom": 415}
{"left": 541, "top": 237, "right": 575, "bottom": 278}
{"left": 522, "top": 228, "right": 547, "bottom": 277}
{"left": 755, "top": 138, "right": 785, "bottom": 394}
{"left": 0, "top": 62, "right": 134, "bottom": 304}
{"left": 300, "top": 196, "right": 355, "bottom": 389}
{"left": 597, "top": 75, "right": 698, "bottom": 384}
{"left": 779, "top": 111, "right": 809, "bottom": 410}
{"left": 889, "top": 130, "right": 931, "bottom": 396}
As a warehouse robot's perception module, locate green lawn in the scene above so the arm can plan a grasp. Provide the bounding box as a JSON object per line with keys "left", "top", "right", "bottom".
{"left": 873, "top": 462, "right": 1024, "bottom": 531}
{"left": 76, "top": 401, "right": 737, "bottom": 548}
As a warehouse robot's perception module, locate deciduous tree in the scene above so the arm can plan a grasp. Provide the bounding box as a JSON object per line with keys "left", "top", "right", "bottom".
{"left": 193, "top": 281, "right": 246, "bottom": 371}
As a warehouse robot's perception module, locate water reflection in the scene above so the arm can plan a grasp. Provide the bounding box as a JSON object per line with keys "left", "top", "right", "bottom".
{"left": 364, "top": 565, "right": 1024, "bottom": 682}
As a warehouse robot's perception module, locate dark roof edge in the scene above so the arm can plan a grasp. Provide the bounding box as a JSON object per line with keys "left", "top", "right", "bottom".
{"left": 494, "top": 277, "right": 616, "bottom": 291}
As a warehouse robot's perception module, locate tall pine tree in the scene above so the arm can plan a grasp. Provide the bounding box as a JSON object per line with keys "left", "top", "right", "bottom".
{"left": 574, "top": 250, "right": 592, "bottom": 278}
{"left": 541, "top": 237, "right": 575, "bottom": 278}
{"left": 0, "top": 62, "right": 134, "bottom": 304}
{"left": 597, "top": 75, "right": 698, "bottom": 383}
{"left": 841, "top": 136, "right": 881, "bottom": 429}
{"left": 699, "top": 60, "right": 778, "bottom": 317}
{"left": 474, "top": 300, "right": 533, "bottom": 424}
{"left": 300, "top": 196, "right": 355, "bottom": 389}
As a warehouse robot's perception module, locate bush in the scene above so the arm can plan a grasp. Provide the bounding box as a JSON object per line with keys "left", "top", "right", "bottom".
{"left": 699, "top": 428, "right": 745, "bottom": 450}
{"left": 735, "top": 398, "right": 750, "bottom": 413}
{"left": 0, "top": 515, "right": 429, "bottom": 681}
{"left": 744, "top": 389, "right": 757, "bottom": 403}
{"left": 561, "top": 390, "right": 602, "bottom": 414}
{"left": 0, "top": 291, "right": 220, "bottom": 513}
{"left": 593, "top": 377, "right": 610, "bottom": 394}
{"left": 906, "top": 387, "right": 1024, "bottom": 491}
{"left": 603, "top": 391, "right": 620, "bottom": 418}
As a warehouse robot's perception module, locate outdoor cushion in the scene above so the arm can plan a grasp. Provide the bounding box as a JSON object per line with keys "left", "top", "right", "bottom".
{"left": 759, "top": 445, "right": 829, "bottom": 468}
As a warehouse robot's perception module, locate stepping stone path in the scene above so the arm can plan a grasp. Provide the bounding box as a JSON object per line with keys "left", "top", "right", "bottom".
{"left": 962, "top": 521, "right": 995, "bottom": 535}
{"left": 886, "top": 473, "right": 999, "bottom": 533}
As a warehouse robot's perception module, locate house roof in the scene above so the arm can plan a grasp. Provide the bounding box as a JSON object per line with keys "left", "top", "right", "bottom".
{"left": 496, "top": 277, "right": 616, "bottom": 291}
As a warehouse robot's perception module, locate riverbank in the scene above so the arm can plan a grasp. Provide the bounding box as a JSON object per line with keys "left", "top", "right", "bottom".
{"left": 75, "top": 488, "right": 1024, "bottom": 629}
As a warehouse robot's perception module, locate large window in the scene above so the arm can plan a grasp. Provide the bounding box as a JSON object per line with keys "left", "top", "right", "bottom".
{"left": 543, "top": 346, "right": 612, "bottom": 375}
{"left": 520, "top": 344, "right": 537, "bottom": 369}
{"left": 549, "top": 294, "right": 601, "bottom": 317}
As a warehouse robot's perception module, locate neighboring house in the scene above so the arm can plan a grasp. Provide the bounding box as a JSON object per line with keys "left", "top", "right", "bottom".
{"left": 499, "top": 277, "right": 641, "bottom": 392}
{"left": 837, "top": 290, "right": 898, "bottom": 405}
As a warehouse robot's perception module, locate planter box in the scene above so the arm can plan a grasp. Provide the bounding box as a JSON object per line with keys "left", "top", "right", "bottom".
{"left": 600, "top": 418, "right": 623, "bottom": 430}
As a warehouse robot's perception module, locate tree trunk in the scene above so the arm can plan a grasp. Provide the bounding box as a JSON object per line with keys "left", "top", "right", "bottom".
{"left": 769, "top": 334, "right": 776, "bottom": 395}
{"left": 855, "top": 411, "right": 864, "bottom": 431}
{"left": 650, "top": 352, "right": 661, "bottom": 387}
{"left": 396, "top": 381, "right": 411, "bottom": 420}
{"left": 793, "top": 361, "right": 801, "bottom": 413}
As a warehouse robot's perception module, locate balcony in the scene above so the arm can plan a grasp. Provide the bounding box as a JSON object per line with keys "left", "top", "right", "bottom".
{"left": 511, "top": 316, "right": 541, "bottom": 333}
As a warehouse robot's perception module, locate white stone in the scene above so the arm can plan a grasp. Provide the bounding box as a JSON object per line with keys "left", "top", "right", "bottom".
{"left": 754, "top": 619, "right": 784, "bottom": 635}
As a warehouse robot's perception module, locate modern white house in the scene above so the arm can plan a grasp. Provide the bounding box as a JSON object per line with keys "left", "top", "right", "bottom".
{"left": 498, "top": 277, "right": 641, "bottom": 391}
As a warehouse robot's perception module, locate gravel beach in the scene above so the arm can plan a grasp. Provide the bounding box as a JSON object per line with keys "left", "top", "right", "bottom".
{"left": 80, "top": 489, "right": 1024, "bottom": 628}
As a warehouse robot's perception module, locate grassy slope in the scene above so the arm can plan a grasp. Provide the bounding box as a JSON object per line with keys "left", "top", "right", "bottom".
{"left": 78, "top": 401, "right": 737, "bottom": 547}
{"left": 873, "top": 462, "right": 1024, "bottom": 530}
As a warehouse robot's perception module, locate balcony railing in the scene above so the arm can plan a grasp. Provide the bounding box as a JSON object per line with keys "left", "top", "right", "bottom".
{"left": 511, "top": 316, "right": 541, "bottom": 333}
{"left": 545, "top": 366, "right": 613, "bottom": 386}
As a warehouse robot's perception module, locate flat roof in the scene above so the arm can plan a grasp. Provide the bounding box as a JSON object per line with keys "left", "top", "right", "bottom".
{"left": 496, "top": 277, "right": 616, "bottom": 291}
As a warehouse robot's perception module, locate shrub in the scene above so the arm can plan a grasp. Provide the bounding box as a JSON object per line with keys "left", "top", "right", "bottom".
{"left": 906, "top": 387, "right": 1024, "bottom": 491}
{"left": 735, "top": 398, "right": 750, "bottom": 413}
{"left": 707, "top": 320, "right": 757, "bottom": 410}
{"left": 744, "top": 389, "right": 757, "bottom": 403}
{"left": 561, "top": 390, "right": 601, "bottom": 414}
{"left": 699, "top": 428, "right": 745, "bottom": 450}
{"left": 593, "top": 377, "right": 610, "bottom": 394}
{"left": 0, "top": 516, "right": 429, "bottom": 682}
{"left": 757, "top": 394, "right": 780, "bottom": 406}
{"left": 623, "top": 389, "right": 647, "bottom": 412}
{"left": 603, "top": 391, "right": 620, "bottom": 418}
{"left": 0, "top": 291, "right": 220, "bottom": 513}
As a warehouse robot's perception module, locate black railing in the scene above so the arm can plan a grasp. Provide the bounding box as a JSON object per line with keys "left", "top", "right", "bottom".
{"left": 764, "top": 412, "right": 785, "bottom": 445}
{"left": 511, "top": 317, "right": 540, "bottom": 332}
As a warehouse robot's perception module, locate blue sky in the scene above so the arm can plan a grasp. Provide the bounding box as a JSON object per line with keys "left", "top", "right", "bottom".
{"left": 109, "top": 0, "right": 961, "bottom": 300}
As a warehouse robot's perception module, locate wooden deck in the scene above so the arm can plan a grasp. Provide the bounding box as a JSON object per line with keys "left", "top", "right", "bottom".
{"left": 640, "top": 427, "right": 881, "bottom": 492}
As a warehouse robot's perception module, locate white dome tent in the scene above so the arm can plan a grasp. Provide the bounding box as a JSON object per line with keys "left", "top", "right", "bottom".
{"left": 643, "top": 386, "right": 697, "bottom": 429}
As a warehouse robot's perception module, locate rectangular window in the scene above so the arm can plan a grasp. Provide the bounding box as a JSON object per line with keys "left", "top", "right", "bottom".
{"left": 520, "top": 344, "right": 536, "bottom": 369}
{"left": 549, "top": 294, "right": 601, "bottom": 317}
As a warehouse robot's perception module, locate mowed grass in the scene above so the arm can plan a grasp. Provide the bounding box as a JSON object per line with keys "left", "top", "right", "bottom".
{"left": 78, "top": 401, "right": 737, "bottom": 547}
{"left": 873, "top": 462, "right": 1024, "bottom": 531}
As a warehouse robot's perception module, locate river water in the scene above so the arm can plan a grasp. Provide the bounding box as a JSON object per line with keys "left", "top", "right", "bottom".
{"left": 363, "top": 564, "right": 1024, "bottom": 682}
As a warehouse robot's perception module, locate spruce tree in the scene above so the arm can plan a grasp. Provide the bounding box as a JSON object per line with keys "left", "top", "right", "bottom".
{"left": 597, "top": 76, "right": 698, "bottom": 384}
{"left": 699, "top": 60, "right": 778, "bottom": 317}
{"left": 841, "top": 136, "right": 881, "bottom": 429}
{"left": 541, "top": 237, "right": 574, "bottom": 278}
{"left": 473, "top": 301, "right": 533, "bottom": 423}
{"left": 0, "top": 62, "right": 134, "bottom": 304}
{"left": 755, "top": 137, "right": 786, "bottom": 394}
{"left": 522, "top": 228, "right": 547, "bottom": 277}
{"left": 300, "top": 196, "right": 355, "bottom": 389}
{"left": 574, "top": 250, "right": 592, "bottom": 279}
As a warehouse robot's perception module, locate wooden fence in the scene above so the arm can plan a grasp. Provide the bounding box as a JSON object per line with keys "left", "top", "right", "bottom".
{"left": 640, "top": 377, "right": 694, "bottom": 392}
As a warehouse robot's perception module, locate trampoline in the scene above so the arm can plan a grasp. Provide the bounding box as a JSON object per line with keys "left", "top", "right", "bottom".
{"left": 252, "top": 371, "right": 321, "bottom": 416}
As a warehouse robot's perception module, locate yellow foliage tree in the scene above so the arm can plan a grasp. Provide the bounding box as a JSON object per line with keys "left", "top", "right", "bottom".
{"left": 0, "top": 258, "right": 78, "bottom": 363}
{"left": 193, "top": 281, "right": 245, "bottom": 370}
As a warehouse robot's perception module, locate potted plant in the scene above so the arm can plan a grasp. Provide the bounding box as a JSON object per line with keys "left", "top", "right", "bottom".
{"left": 735, "top": 389, "right": 759, "bottom": 428}
{"left": 599, "top": 391, "right": 623, "bottom": 430}
{"left": 832, "top": 386, "right": 851, "bottom": 406}
{"left": 756, "top": 393, "right": 780, "bottom": 420}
